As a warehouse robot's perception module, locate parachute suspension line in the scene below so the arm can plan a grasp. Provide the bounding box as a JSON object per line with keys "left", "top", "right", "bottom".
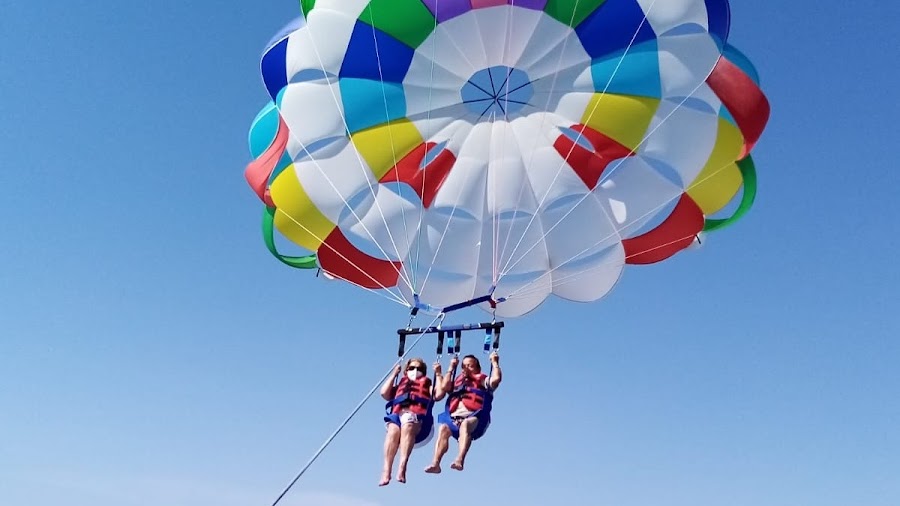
{"left": 409, "top": 111, "right": 483, "bottom": 296}
{"left": 407, "top": 4, "right": 539, "bottom": 300}
{"left": 502, "top": 103, "right": 741, "bottom": 287}
{"left": 366, "top": 8, "right": 417, "bottom": 293}
{"left": 414, "top": 146, "right": 482, "bottom": 299}
{"left": 470, "top": 4, "right": 517, "bottom": 289}
{"left": 506, "top": 158, "right": 744, "bottom": 299}
{"left": 295, "top": 11, "right": 417, "bottom": 294}
{"left": 497, "top": 6, "right": 518, "bottom": 285}
{"left": 496, "top": 0, "right": 588, "bottom": 269}
{"left": 499, "top": 0, "right": 658, "bottom": 277}
{"left": 279, "top": 142, "right": 416, "bottom": 293}
{"left": 496, "top": 0, "right": 660, "bottom": 281}
{"left": 493, "top": 2, "right": 524, "bottom": 288}
{"left": 498, "top": 91, "right": 709, "bottom": 281}
{"left": 505, "top": 148, "right": 742, "bottom": 301}
{"left": 273, "top": 208, "right": 410, "bottom": 307}
{"left": 500, "top": 69, "right": 726, "bottom": 279}
{"left": 277, "top": 149, "right": 416, "bottom": 293}
{"left": 507, "top": 230, "right": 709, "bottom": 301}
{"left": 507, "top": 234, "right": 686, "bottom": 300}
{"left": 269, "top": 311, "right": 444, "bottom": 506}
{"left": 410, "top": 3, "right": 442, "bottom": 292}
{"left": 491, "top": 111, "right": 502, "bottom": 287}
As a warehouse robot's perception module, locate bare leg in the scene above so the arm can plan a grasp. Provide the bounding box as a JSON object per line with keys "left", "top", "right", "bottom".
{"left": 425, "top": 423, "right": 452, "bottom": 473}
{"left": 451, "top": 418, "right": 478, "bottom": 471}
{"left": 396, "top": 421, "right": 420, "bottom": 483}
{"left": 380, "top": 424, "right": 400, "bottom": 486}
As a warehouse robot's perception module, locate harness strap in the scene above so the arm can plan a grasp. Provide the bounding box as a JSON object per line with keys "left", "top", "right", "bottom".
{"left": 388, "top": 392, "right": 433, "bottom": 406}
{"left": 386, "top": 392, "right": 434, "bottom": 414}
{"left": 443, "top": 382, "right": 493, "bottom": 421}
{"left": 449, "top": 331, "right": 462, "bottom": 386}
{"left": 397, "top": 334, "right": 407, "bottom": 359}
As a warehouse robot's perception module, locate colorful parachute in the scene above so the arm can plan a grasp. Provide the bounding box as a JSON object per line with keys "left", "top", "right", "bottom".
{"left": 245, "top": 0, "right": 770, "bottom": 317}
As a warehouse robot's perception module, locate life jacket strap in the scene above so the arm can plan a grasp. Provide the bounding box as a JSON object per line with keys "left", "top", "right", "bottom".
{"left": 386, "top": 393, "right": 433, "bottom": 413}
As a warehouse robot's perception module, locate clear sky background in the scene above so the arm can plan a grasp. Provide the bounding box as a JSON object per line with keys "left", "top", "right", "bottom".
{"left": 2, "top": 1, "right": 898, "bottom": 505}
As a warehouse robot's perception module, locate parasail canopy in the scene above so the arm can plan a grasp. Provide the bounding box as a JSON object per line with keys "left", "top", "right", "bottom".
{"left": 245, "top": 0, "right": 770, "bottom": 318}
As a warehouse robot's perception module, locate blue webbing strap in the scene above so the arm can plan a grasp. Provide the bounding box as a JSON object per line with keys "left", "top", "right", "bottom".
{"left": 446, "top": 332, "right": 456, "bottom": 356}
{"left": 486, "top": 327, "right": 501, "bottom": 385}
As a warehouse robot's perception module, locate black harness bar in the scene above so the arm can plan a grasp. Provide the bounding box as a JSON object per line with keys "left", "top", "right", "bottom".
{"left": 397, "top": 321, "right": 504, "bottom": 337}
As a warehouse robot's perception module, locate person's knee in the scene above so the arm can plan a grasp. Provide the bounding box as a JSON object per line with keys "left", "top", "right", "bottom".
{"left": 438, "top": 423, "right": 452, "bottom": 438}
{"left": 384, "top": 426, "right": 400, "bottom": 447}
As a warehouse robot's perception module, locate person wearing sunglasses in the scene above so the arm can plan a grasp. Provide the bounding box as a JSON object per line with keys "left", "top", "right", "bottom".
{"left": 425, "top": 351, "right": 501, "bottom": 474}
{"left": 378, "top": 357, "right": 440, "bottom": 486}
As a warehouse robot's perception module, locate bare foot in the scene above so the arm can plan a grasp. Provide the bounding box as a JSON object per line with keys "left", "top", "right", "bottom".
{"left": 424, "top": 463, "right": 441, "bottom": 474}
{"left": 378, "top": 472, "right": 391, "bottom": 486}
{"left": 450, "top": 460, "right": 464, "bottom": 471}
{"left": 397, "top": 467, "right": 407, "bottom": 483}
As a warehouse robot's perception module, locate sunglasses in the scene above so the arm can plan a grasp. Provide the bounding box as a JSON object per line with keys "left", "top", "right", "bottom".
{"left": 407, "top": 365, "right": 425, "bottom": 372}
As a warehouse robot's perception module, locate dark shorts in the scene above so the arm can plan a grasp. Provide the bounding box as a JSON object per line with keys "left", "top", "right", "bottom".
{"left": 437, "top": 410, "right": 491, "bottom": 441}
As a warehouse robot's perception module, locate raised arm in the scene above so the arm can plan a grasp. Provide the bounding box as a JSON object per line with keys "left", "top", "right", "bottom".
{"left": 434, "top": 356, "right": 458, "bottom": 400}
{"left": 430, "top": 361, "right": 445, "bottom": 399}
{"left": 487, "top": 351, "right": 502, "bottom": 390}
{"left": 380, "top": 364, "right": 401, "bottom": 401}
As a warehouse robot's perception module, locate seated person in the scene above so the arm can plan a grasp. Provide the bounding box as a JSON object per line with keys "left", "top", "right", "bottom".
{"left": 379, "top": 357, "right": 438, "bottom": 485}
{"left": 425, "top": 352, "right": 501, "bottom": 473}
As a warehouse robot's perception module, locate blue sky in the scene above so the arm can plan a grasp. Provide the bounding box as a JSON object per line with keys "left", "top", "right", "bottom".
{"left": 2, "top": 1, "right": 898, "bottom": 505}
